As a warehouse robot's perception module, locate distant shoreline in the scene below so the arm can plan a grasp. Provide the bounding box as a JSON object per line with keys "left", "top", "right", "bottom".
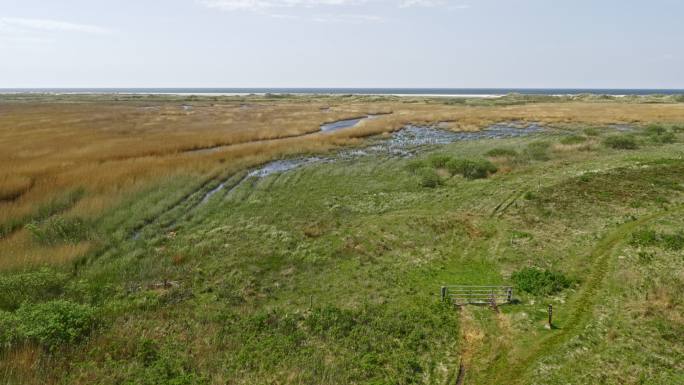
{"left": 1, "top": 88, "right": 683, "bottom": 97}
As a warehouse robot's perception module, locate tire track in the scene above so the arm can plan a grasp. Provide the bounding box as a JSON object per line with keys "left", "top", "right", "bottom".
{"left": 487, "top": 205, "right": 684, "bottom": 385}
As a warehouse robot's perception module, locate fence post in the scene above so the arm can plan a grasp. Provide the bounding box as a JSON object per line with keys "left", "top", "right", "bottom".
{"left": 507, "top": 287, "right": 512, "bottom": 303}
{"left": 440, "top": 286, "right": 447, "bottom": 302}
{"left": 548, "top": 304, "right": 553, "bottom": 328}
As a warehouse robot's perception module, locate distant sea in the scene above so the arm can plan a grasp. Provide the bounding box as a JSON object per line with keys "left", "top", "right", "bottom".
{"left": 1, "top": 88, "right": 683, "bottom": 97}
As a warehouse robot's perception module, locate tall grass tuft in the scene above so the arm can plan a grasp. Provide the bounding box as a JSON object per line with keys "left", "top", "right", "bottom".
{"left": 604, "top": 135, "right": 638, "bottom": 150}
{"left": 25, "top": 216, "right": 92, "bottom": 246}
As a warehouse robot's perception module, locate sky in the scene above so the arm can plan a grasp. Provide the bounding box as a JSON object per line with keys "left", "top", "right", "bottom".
{"left": 1, "top": 0, "right": 683, "bottom": 88}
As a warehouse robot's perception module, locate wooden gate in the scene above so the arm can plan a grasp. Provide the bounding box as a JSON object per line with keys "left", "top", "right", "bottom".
{"left": 440, "top": 285, "right": 513, "bottom": 306}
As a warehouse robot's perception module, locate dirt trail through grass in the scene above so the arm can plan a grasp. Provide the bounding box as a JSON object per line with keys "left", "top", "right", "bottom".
{"left": 485, "top": 205, "right": 684, "bottom": 385}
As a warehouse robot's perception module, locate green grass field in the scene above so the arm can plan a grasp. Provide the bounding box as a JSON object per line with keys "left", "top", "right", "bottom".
{"left": 1, "top": 114, "right": 683, "bottom": 384}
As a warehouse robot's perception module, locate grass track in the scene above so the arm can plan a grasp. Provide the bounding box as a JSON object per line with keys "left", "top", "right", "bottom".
{"left": 486, "top": 204, "right": 684, "bottom": 385}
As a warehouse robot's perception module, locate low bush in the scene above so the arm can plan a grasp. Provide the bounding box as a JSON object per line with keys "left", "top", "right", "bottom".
{"left": 417, "top": 168, "right": 443, "bottom": 188}
{"left": 485, "top": 147, "right": 518, "bottom": 158}
{"left": 652, "top": 132, "right": 676, "bottom": 144}
{"left": 446, "top": 158, "right": 498, "bottom": 179}
{"left": 603, "top": 135, "right": 638, "bottom": 150}
{"left": 15, "top": 300, "right": 98, "bottom": 350}
{"left": 25, "top": 216, "right": 91, "bottom": 245}
{"left": 511, "top": 267, "right": 572, "bottom": 296}
{"left": 0, "top": 268, "right": 68, "bottom": 311}
{"left": 427, "top": 154, "right": 452, "bottom": 168}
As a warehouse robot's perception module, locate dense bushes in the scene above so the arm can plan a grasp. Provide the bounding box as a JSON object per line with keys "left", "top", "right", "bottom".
{"left": 217, "top": 303, "right": 457, "bottom": 384}
{"left": 407, "top": 154, "right": 498, "bottom": 187}
{"left": 0, "top": 311, "right": 19, "bottom": 348}
{"left": 446, "top": 158, "right": 498, "bottom": 179}
{"left": 643, "top": 124, "right": 677, "bottom": 144}
{"left": 604, "top": 135, "right": 638, "bottom": 149}
{"left": 512, "top": 267, "right": 572, "bottom": 296}
{"left": 1, "top": 300, "right": 98, "bottom": 351}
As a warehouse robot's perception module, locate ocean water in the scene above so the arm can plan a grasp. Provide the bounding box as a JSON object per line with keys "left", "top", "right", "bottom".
{"left": 1, "top": 88, "right": 683, "bottom": 96}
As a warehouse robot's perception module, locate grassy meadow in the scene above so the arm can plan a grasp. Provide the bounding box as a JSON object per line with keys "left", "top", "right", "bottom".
{"left": 1, "top": 93, "right": 684, "bottom": 384}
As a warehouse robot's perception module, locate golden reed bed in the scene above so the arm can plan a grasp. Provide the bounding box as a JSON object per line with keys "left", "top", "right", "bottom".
{"left": 2, "top": 95, "right": 684, "bottom": 270}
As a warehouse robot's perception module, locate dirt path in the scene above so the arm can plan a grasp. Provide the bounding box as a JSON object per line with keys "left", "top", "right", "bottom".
{"left": 485, "top": 205, "right": 684, "bottom": 385}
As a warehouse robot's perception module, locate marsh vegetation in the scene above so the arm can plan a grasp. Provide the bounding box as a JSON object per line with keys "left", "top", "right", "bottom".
{"left": 1, "top": 93, "right": 684, "bottom": 384}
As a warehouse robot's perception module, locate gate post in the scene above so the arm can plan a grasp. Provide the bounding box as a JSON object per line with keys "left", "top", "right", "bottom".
{"left": 507, "top": 287, "right": 512, "bottom": 303}
{"left": 440, "top": 286, "right": 447, "bottom": 302}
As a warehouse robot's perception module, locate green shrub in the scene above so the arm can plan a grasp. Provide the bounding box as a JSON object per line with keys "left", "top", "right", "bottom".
{"left": 16, "top": 300, "right": 98, "bottom": 350}
{"left": 137, "top": 338, "right": 160, "bottom": 366}
{"left": 127, "top": 344, "right": 208, "bottom": 385}
{"left": 559, "top": 135, "right": 587, "bottom": 145}
{"left": 417, "top": 168, "right": 443, "bottom": 188}
{"left": 524, "top": 141, "right": 551, "bottom": 161}
{"left": 427, "top": 154, "right": 452, "bottom": 168}
{"left": 0, "top": 268, "right": 68, "bottom": 311}
{"left": 644, "top": 124, "right": 666, "bottom": 135}
{"left": 485, "top": 147, "right": 518, "bottom": 158}
{"left": 652, "top": 132, "right": 676, "bottom": 144}
{"left": 511, "top": 267, "right": 572, "bottom": 296}
{"left": 0, "top": 311, "right": 19, "bottom": 348}
{"left": 604, "top": 135, "right": 638, "bottom": 150}
{"left": 25, "top": 216, "right": 91, "bottom": 245}
{"left": 446, "top": 158, "right": 497, "bottom": 179}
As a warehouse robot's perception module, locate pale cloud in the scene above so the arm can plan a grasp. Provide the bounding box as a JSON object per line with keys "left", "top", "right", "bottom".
{"left": 0, "top": 17, "right": 112, "bottom": 35}
{"left": 399, "top": 0, "right": 469, "bottom": 9}
{"left": 200, "top": 0, "right": 365, "bottom": 11}
{"left": 200, "top": 0, "right": 467, "bottom": 11}
{"left": 311, "top": 13, "right": 385, "bottom": 23}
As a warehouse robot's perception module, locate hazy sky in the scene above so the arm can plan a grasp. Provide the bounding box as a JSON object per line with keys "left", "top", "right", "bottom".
{"left": 1, "top": 0, "right": 683, "bottom": 88}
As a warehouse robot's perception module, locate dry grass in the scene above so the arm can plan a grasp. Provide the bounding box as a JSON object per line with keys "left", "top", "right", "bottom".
{"left": 0, "top": 344, "right": 44, "bottom": 385}
{"left": 2, "top": 96, "right": 684, "bottom": 270}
